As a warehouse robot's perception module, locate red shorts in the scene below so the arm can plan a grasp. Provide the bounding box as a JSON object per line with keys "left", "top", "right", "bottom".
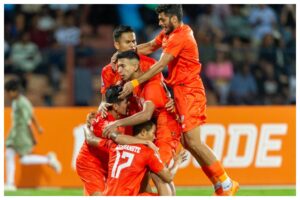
{"left": 173, "top": 80, "right": 207, "bottom": 132}
{"left": 76, "top": 153, "right": 107, "bottom": 195}
{"left": 155, "top": 112, "right": 181, "bottom": 164}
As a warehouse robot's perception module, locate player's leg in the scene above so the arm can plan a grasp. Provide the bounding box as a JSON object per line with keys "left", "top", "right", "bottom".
{"left": 175, "top": 85, "right": 238, "bottom": 195}
{"left": 150, "top": 173, "right": 172, "bottom": 196}
{"left": 183, "top": 129, "right": 239, "bottom": 195}
{"left": 76, "top": 155, "right": 106, "bottom": 196}
{"left": 139, "top": 171, "right": 153, "bottom": 193}
{"left": 19, "top": 152, "right": 61, "bottom": 173}
{"left": 5, "top": 148, "right": 17, "bottom": 191}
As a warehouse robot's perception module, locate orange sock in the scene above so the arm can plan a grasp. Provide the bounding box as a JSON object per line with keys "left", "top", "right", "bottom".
{"left": 202, "top": 161, "right": 229, "bottom": 186}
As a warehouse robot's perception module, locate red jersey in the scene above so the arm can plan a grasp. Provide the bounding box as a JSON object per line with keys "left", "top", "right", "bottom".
{"left": 155, "top": 24, "right": 203, "bottom": 86}
{"left": 100, "top": 54, "right": 160, "bottom": 94}
{"left": 104, "top": 143, "right": 164, "bottom": 196}
{"left": 133, "top": 77, "right": 181, "bottom": 141}
{"left": 77, "top": 113, "right": 124, "bottom": 174}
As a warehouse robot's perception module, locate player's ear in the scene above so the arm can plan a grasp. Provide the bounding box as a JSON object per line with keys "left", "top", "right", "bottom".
{"left": 171, "top": 15, "right": 177, "bottom": 24}
{"left": 112, "top": 103, "right": 118, "bottom": 111}
{"left": 140, "top": 128, "right": 147, "bottom": 137}
{"left": 114, "top": 41, "right": 120, "bottom": 50}
{"left": 134, "top": 63, "right": 139, "bottom": 72}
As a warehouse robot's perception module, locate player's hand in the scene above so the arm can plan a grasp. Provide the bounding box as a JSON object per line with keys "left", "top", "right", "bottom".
{"left": 86, "top": 111, "right": 97, "bottom": 129}
{"left": 98, "top": 102, "right": 112, "bottom": 118}
{"left": 165, "top": 98, "right": 175, "bottom": 112}
{"left": 83, "top": 125, "right": 99, "bottom": 147}
{"left": 118, "top": 81, "right": 134, "bottom": 99}
{"left": 174, "top": 150, "right": 188, "bottom": 165}
{"left": 83, "top": 126, "right": 93, "bottom": 142}
{"left": 111, "top": 51, "right": 118, "bottom": 71}
{"left": 146, "top": 141, "right": 160, "bottom": 156}
{"left": 103, "top": 121, "right": 119, "bottom": 138}
{"left": 37, "top": 126, "right": 43, "bottom": 134}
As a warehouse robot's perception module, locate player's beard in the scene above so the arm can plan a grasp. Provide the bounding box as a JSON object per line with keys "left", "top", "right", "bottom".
{"left": 165, "top": 22, "right": 175, "bottom": 35}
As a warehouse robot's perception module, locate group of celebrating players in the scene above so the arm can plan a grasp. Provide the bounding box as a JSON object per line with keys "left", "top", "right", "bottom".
{"left": 75, "top": 4, "right": 239, "bottom": 196}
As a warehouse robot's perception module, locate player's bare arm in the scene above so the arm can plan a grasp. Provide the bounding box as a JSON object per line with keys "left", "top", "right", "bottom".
{"left": 165, "top": 98, "right": 175, "bottom": 113}
{"left": 103, "top": 101, "right": 155, "bottom": 136}
{"left": 119, "top": 53, "right": 174, "bottom": 99}
{"left": 137, "top": 39, "right": 160, "bottom": 55}
{"left": 156, "top": 150, "right": 188, "bottom": 183}
{"left": 31, "top": 113, "right": 43, "bottom": 134}
{"left": 84, "top": 125, "right": 159, "bottom": 154}
{"left": 86, "top": 111, "right": 97, "bottom": 129}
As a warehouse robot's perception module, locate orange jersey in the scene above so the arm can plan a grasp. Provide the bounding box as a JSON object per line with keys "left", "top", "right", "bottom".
{"left": 76, "top": 113, "right": 119, "bottom": 195}
{"left": 133, "top": 77, "right": 181, "bottom": 140}
{"left": 100, "top": 54, "right": 160, "bottom": 94}
{"left": 155, "top": 24, "right": 203, "bottom": 87}
{"left": 76, "top": 113, "right": 120, "bottom": 176}
{"left": 104, "top": 143, "right": 164, "bottom": 196}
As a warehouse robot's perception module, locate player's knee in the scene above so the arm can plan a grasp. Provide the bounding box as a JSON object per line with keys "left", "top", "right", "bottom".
{"left": 91, "top": 191, "right": 103, "bottom": 196}
{"left": 185, "top": 137, "right": 205, "bottom": 152}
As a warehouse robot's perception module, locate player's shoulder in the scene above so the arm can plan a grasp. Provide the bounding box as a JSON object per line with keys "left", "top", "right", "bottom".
{"left": 102, "top": 63, "right": 113, "bottom": 73}
{"left": 139, "top": 54, "right": 156, "bottom": 63}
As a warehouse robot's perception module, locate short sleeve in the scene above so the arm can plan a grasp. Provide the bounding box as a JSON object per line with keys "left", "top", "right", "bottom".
{"left": 143, "top": 81, "right": 166, "bottom": 108}
{"left": 163, "top": 34, "right": 183, "bottom": 58}
{"left": 98, "top": 138, "right": 113, "bottom": 151}
{"left": 147, "top": 149, "right": 164, "bottom": 173}
{"left": 100, "top": 68, "right": 111, "bottom": 94}
{"left": 154, "top": 31, "right": 164, "bottom": 47}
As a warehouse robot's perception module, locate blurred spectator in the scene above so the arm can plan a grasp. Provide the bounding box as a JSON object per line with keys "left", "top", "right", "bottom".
{"left": 224, "top": 5, "right": 251, "bottom": 39}
{"left": 49, "top": 4, "right": 79, "bottom": 12}
{"left": 228, "top": 63, "right": 257, "bottom": 105}
{"left": 54, "top": 12, "right": 80, "bottom": 46}
{"left": 3, "top": 4, "right": 295, "bottom": 106}
{"left": 197, "top": 31, "right": 215, "bottom": 66}
{"left": 29, "top": 15, "right": 52, "bottom": 49}
{"left": 10, "top": 31, "right": 42, "bottom": 73}
{"left": 248, "top": 5, "right": 278, "bottom": 43}
{"left": 205, "top": 44, "right": 234, "bottom": 104}
{"left": 74, "top": 58, "right": 93, "bottom": 106}
{"left": 195, "top": 5, "right": 224, "bottom": 43}
{"left": 117, "top": 5, "right": 144, "bottom": 36}
{"left": 37, "top": 6, "right": 56, "bottom": 32}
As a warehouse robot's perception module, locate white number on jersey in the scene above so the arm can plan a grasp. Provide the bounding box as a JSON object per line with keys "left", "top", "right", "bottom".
{"left": 111, "top": 151, "right": 134, "bottom": 178}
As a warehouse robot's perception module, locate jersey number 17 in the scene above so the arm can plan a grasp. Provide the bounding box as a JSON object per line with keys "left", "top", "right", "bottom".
{"left": 111, "top": 151, "right": 134, "bottom": 178}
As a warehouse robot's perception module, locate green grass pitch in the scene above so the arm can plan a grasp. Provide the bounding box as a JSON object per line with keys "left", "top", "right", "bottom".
{"left": 4, "top": 186, "right": 296, "bottom": 196}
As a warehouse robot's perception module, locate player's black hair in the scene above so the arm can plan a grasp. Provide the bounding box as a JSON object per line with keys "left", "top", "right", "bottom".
{"left": 105, "top": 85, "right": 124, "bottom": 104}
{"left": 155, "top": 4, "right": 183, "bottom": 22}
{"left": 5, "top": 78, "right": 21, "bottom": 92}
{"left": 113, "top": 25, "right": 134, "bottom": 42}
{"left": 133, "top": 120, "right": 155, "bottom": 136}
{"left": 116, "top": 50, "right": 140, "bottom": 61}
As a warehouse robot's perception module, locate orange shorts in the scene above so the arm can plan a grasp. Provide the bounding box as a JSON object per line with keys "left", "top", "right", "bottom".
{"left": 76, "top": 155, "right": 107, "bottom": 195}
{"left": 173, "top": 81, "right": 207, "bottom": 132}
{"left": 155, "top": 114, "right": 181, "bottom": 164}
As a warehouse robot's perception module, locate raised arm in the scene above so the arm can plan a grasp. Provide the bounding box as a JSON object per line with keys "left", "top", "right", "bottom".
{"left": 102, "top": 101, "right": 155, "bottom": 136}
{"left": 155, "top": 150, "right": 187, "bottom": 183}
{"left": 119, "top": 53, "right": 174, "bottom": 99}
{"left": 83, "top": 126, "right": 159, "bottom": 154}
{"left": 137, "top": 39, "right": 161, "bottom": 55}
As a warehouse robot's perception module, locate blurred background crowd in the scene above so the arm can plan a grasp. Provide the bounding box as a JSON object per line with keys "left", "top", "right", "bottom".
{"left": 4, "top": 4, "right": 296, "bottom": 106}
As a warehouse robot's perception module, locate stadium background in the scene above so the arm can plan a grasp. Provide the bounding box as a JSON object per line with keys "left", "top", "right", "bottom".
{"left": 4, "top": 4, "right": 296, "bottom": 196}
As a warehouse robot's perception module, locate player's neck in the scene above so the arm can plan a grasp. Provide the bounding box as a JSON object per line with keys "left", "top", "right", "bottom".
{"left": 109, "top": 110, "right": 120, "bottom": 120}
{"left": 173, "top": 22, "right": 183, "bottom": 31}
{"left": 131, "top": 70, "right": 143, "bottom": 80}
